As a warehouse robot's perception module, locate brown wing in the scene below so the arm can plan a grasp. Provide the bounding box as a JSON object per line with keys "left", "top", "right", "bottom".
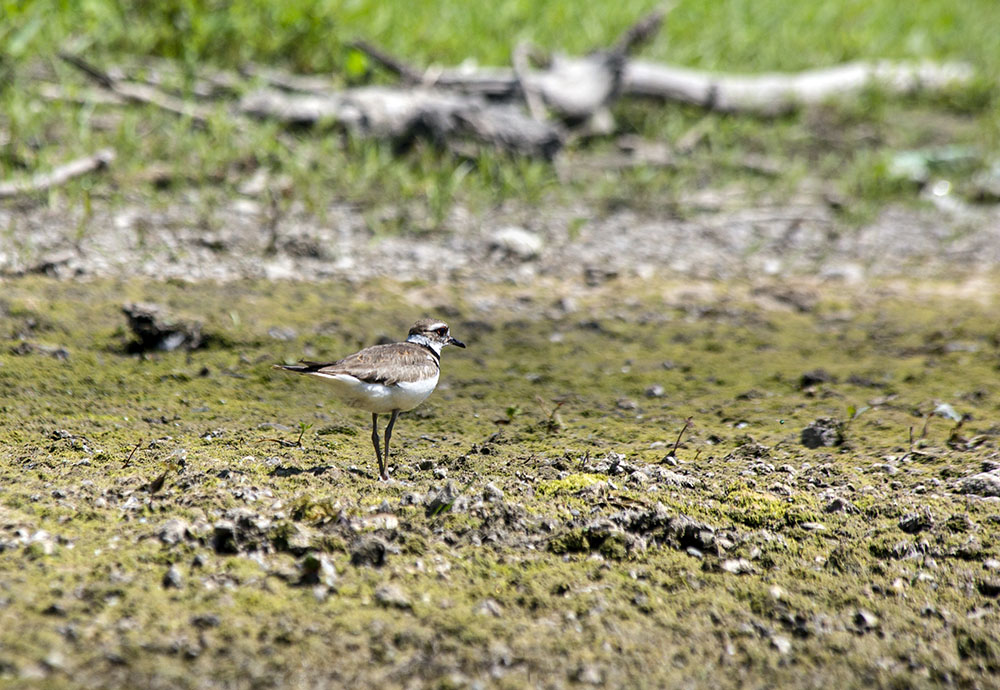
{"left": 297, "top": 343, "right": 439, "bottom": 385}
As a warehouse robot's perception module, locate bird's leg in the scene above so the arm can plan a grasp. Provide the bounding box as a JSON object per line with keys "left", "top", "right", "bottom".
{"left": 371, "top": 413, "right": 385, "bottom": 480}
{"left": 383, "top": 409, "right": 400, "bottom": 479}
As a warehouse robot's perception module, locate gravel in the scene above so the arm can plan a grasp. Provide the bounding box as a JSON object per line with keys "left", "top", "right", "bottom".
{"left": 4, "top": 191, "right": 1000, "bottom": 284}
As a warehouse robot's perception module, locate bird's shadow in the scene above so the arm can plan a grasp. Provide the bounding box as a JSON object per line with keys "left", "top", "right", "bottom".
{"left": 269, "top": 464, "right": 336, "bottom": 477}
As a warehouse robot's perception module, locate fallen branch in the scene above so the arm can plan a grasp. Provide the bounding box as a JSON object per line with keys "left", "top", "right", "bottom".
{"left": 0, "top": 148, "right": 115, "bottom": 199}
{"left": 348, "top": 40, "right": 423, "bottom": 84}
{"left": 59, "top": 53, "right": 219, "bottom": 126}
{"left": 240, "top": 86, "right": 562, "bottom": 158}
{"left": 239, "top": 63, "right": 338, "bottom": 94}
{"left": 623, "top": 60, "right": 975, "bottom": 115}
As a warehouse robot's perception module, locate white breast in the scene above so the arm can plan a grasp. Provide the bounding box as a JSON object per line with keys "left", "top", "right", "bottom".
{"left": 310, "top": 372, "right": 439, "bottom": 414}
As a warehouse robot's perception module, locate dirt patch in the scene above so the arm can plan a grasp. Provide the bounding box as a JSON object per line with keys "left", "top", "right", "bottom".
{"left": 3, "top": 187, "right": 1000, "bottom": 284}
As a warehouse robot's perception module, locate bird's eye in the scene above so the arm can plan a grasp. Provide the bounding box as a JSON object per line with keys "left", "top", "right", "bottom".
{"left": 436, "top": 327, "right": 447, "bottom": 335}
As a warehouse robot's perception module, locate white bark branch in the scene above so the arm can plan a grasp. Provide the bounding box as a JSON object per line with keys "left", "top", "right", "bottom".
{"left": 0, "top": 149, "right": 115, "bottom": 199}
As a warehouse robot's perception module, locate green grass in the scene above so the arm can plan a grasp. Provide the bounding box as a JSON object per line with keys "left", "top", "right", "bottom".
{"left": 2, "top": 0, "right": 1000, "bottom": 224}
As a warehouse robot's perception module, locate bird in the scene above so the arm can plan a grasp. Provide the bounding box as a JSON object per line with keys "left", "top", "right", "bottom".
{"left": 274, "top": 318, "right": 465, "bottom": 480}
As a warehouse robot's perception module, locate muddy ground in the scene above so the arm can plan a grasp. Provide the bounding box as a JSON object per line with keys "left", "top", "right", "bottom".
{"left": 1, "top": 183, "right": 1000, "bottom": 689}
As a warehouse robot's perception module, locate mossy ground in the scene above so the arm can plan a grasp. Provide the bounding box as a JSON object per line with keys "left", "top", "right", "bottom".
{"left": 1, "top": 276, "right": 999, "bottom": 688}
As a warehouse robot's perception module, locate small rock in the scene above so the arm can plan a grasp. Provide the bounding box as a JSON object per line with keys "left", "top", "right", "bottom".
{"left": 267, "top": 326, "right": 297, "bottom": 341}
{"left": 162, "top": 565, "right": 184, "bottom": 589}
{"left": 375, "top": 584, "right": 411, "bottom": 609}
{"left": 977, "top": 580, "right": 1000, "bottom": 597}
{"left": 854, "top": 609, "right": 878, "bottom": 631}
{"left": 298, "top": 553, "right": 337, "bottom": 588}
{"left": 157, "top": 518, "right": 190, "bottom": 546}
{"left": 771, "top": 635, "right": 792, "bottom": 655}
{"left": 721, "top": 558, "right": 755, "bottom": 575}
{"left": 42, "top": 603, "right": 67, "bottom": 617}
{"left": 476, "top": 598, "right": 504, "bottom": 617}
{"left": 899, "top": 510, "right": 933, "bottom": 534}
{"left": 800, "top": 522, "right": 826, "bottom": 531}
{"left": 122, "top": 302, "right": 204, "bottom": 352}
{"left": 482, "top": 483, "right": 504, "bottom": 502}
{"left": 801, "top": 418, "right": 844, "bottom": 448}
{"left": 824, "top": 497, "right": 859, "bottom": 514}
{"left": 425, "top": 483, "right": 458, "bottom": 517}
{"left": 645, "top": 384, "right": 665, "bottom": 398}
{"left": 350, "top": 537, "right": 387, "bottom": 567}
{"left": 983, "top": 559, "right": 1000, "bottom": 571}
{"left": 957, "top": 471, "right": 1000, "bottom": 497}
{"left": 933, "top": 403, "right": 962, "bottom": 421}
{"left": 191, "top": 614, "right": 220, "bottom": 629}
{"left": 27, "top": 530, "right": 56, "bottom": 556}
{"left": 488, "top": 226, "right": 543, "bottom": 260}
{"left": 583, "top": 265, "right": 618, "bottom": 286}
{"left": 616, "top": 398, "right": 639, "bottom": 411}
{"left": 799, "top": 369, "right": 835, "bottom": 389}
{"left": 211, "top": 520, "right": 238, "bottom": 554}
{"left": 574, "top": 665, "right": 603, "bottom": 685}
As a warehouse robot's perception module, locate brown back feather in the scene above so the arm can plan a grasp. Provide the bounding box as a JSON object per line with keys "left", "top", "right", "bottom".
{"left": 302, "top": 342, "right": 439, "bottom": 385}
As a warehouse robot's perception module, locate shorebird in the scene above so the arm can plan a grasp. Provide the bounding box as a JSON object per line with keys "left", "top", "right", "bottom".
{"left": 274, "top": 319, "right": 465, "bottom": 480}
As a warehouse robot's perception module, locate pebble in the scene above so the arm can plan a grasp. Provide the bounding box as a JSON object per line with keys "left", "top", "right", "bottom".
{"left": 488, "top": 226, "right": 543, "bottom": 260}
{"left": 574, "top": 665, "right": 603, "bottom": 685}
{"left": 854, "top": 609, "right": 878, "bottom": 631}
{"left": 721, "top": 558, "right": 754, "bottom": 575}
{"left": 374, "top": 584, "right": 411, "bottom": 609}
{"left": 299, "top": 553, "right": 337, "bottom": 588}
{"left": 482, "top": 483, "right": 504, "bottom": 502}
{"left": 476, "top": 598, "right": 504, "bottom": 617}
{"left": 957, "top": 471, "right": 1000, "bottom": 497}
{"left": 771, "top": 635, "right": 792, "bottom": 655}
{"left": 162, "top": 565, "right": 184, "bottom": 589}
{"left": 157, "top": 518, "right": 190, "bottom": 545}
{"left": 899, "top": 511, "right": 933, "bottom": 534}
{"left": 350, "top": 537, "right": 387, "bottom": 567}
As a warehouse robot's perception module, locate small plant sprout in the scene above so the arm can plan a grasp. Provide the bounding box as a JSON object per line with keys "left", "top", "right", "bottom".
{"left": 296, "top": 421, "right": 314, "bottom": 447}
{"left": 259, "top": 422, "right": 313, "bottom": 448}
{"left": 494, "top": 405, "right": 523, "bottom": 426}
{"left": 666, "top": 416, "right": 694, "bottom": 461}
{"left": 534, "top": 395, "right": 565, "bottom": 433}
{"left": 122, "top": 440, "right": 143, "bottom": 468}
{"left": 843, "top": 404, "right": 869, "bottom": 434}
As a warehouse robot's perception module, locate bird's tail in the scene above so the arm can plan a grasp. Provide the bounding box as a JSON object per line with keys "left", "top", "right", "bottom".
{"left": 273, "top": 361, "right": 332, "bottom": 374}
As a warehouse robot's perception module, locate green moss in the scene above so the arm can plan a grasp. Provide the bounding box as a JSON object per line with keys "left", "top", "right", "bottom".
{"left": 721, "top": 487, "right": 820, "bottom": 529}
{"left": 536, "top": 473, "right": 606, "bottom": 496}
{"left": 2, "top": 276, "right": 1000, "bottom": 688}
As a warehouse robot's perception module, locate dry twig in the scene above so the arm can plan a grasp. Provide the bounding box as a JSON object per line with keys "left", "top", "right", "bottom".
{"left": 0, "top": 148, "right": 115, "bottom": 199}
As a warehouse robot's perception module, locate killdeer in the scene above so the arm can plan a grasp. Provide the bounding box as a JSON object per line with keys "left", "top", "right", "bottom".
{"left": 274, "top": 319, "right": 466, "bottom": 480}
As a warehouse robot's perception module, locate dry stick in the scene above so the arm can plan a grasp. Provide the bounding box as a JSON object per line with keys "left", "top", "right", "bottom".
{"left": 239, "top": 63, "right": 337, "bottom": 94}
{"left": 347, "top": 40, "right": 424, "bottom": 84}
{"left": 920, "top": 412, "right": 933, "bottom": 439}
{"left": 512, "top": 42, "right": 549, "bottom": 122}
{"left": 59, "top": 53, "right": 218, "bottom": 128}
{"left": 36, "top": 83, "right": 129, "bottom": 106}
{"left": 122, "top": 440, "right": 143, "bottom": 469}
{"left": 0, "top": 148, "right": 115, "bottom": 199}
{"left": 623, "top": 60, "right": 974, "bottom": 116}
{"left": 670, "top": 416, "right": 693, "bottom": 458}
{"left": 908, "top": 426, "right": 914, "bottom": 453}
{"left": 609, "top": 6, "right": 669, "bottom": 58}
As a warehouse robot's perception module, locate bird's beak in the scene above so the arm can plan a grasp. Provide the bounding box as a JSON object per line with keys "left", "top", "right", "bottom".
{"left": 448, "top": 336, "right": 466, "bottom": 348}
